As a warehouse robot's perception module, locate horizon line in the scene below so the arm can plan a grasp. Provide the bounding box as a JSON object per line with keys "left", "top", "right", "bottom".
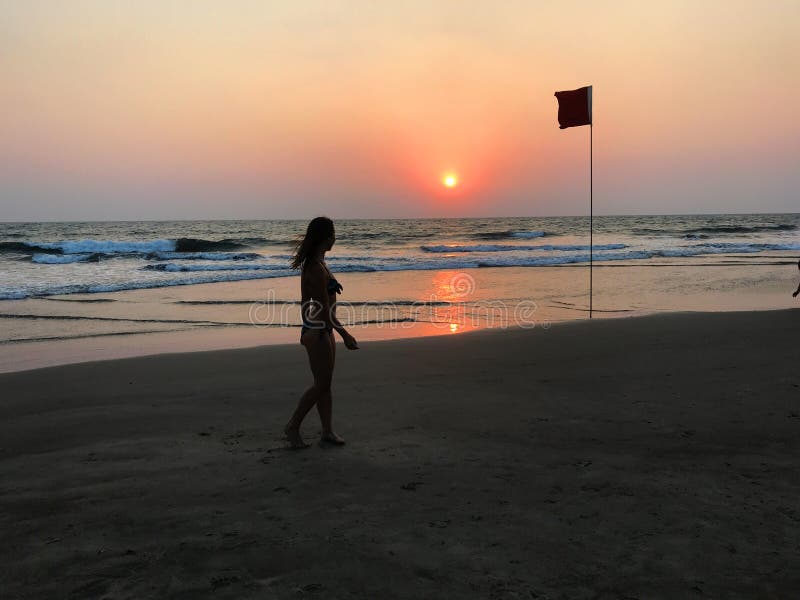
{"left": 2, "top": 211, "right": 799, "bottom": 225}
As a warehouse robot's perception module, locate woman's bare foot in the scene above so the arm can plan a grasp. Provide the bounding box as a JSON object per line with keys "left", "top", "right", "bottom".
{"left": 283, "top": 426, "right": 311, "bottom": 449}
{"left": 320, "top": 430, "right": 346, "bottom": 445}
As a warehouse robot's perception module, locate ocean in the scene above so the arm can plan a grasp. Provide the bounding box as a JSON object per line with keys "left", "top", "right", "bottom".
{"left": 2, "top": 214, "right": 799, "bottom": 299}
{"left": 1, "top": 214, "right": 798, "bottom": 371}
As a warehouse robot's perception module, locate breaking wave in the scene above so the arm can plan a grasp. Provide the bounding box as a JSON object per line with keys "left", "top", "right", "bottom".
{"left": 32, "top": 253, "right": 104, "bottom": 264}
{"left": 634, "top": 224, "right": 797, "bottom": 237}
{"left": 472, "top": 230, "right": 548, "bottom": 240}
{"left": 0, "top": 236, "right": 276, "bottom": 257}
{"left": 421, "top": 243, "right": 627, "bottom": 253}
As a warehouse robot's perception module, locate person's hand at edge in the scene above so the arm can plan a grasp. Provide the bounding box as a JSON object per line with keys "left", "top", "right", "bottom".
{"left": 343, "top": 332, "right": 359, "bottom": 349}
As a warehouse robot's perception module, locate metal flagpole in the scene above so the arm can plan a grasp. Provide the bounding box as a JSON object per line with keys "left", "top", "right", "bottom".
{"left": 589, "top": 122, "right": 593, "bottom": 319}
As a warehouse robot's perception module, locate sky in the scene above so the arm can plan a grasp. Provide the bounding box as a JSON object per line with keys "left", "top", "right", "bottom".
{"left": 1, "top": 0, "right": 798, "bottom": 221}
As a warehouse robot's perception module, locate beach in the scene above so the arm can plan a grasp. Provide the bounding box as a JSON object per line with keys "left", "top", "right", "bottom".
{"left": 1, "top": 308, "right": 798, "bottom": 599}
{"left": 4, "top": 0, "right": 799, "bottom": 596}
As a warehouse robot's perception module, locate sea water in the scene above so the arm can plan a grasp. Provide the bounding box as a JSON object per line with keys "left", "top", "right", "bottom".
{"left": 1, "top": 214, "right": 798, "bottom": 371}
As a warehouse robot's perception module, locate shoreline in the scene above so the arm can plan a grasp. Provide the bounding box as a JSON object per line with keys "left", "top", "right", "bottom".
{"left": 1, "top": 304, "right": 796, "bottom": 375}
{"left": 1, "top": 254, "right": 798, "bottom": 375}
{"left": 1, "top": 308, "right": 798, "bottom": 598}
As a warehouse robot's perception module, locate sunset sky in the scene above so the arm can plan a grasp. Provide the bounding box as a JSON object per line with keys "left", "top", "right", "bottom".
{"left": 1, "top": 1, "right": 798, "bottom": 221}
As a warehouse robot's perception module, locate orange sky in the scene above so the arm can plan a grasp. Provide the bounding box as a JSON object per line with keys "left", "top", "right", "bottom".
{"left": 1, "top": 1, "right": 798, "bottom": 220}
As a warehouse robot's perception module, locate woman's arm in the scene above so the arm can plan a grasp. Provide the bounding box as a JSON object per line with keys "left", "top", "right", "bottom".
{"left": 328, "top": 311, "right": 358, "bottom": 348}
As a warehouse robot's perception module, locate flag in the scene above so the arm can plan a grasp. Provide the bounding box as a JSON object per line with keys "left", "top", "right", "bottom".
{"left": 554, "top": 85, "right": 592, "bottom": 129}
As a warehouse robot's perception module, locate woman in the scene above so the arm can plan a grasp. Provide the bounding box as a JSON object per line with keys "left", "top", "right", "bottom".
{"left": 283, "top": 217, "right": 359, "bottom": 449}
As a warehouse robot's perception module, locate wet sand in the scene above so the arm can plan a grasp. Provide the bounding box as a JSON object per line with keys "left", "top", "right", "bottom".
{"left": 1, "top": 309, "right": 798, "bottom": 599}
{"left": 2, "top": 259, "right": 797, "bottom": 373}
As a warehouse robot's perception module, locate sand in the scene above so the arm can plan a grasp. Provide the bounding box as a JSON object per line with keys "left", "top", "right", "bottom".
{"left": 1, "top": 309, "right": 798, "bottom": 599}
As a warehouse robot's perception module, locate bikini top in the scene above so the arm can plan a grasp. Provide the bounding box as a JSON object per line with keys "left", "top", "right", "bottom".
{"left": 305, "top": 259, "right": 342, "bottom": 296}
{"left": 327, "top": 275, "right": 343, "bottom": 295}
{"left": 318, "top": 260, "right": 342, "bottom": 295}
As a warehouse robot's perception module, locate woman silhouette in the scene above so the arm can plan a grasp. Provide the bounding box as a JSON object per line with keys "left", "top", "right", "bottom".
{"left": 283, "top": 217, "right": 359, "bottom": 449}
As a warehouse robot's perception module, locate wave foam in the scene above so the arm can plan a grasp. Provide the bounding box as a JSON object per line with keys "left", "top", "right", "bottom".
{"left": 473, "top": 230, "right": 547, "bottom": 240}
{"left": 0, "top": 270, "right": 292, "bottom": 300}
{"left": 421, "top": 243, "right": 627, "bottom": 253}
{"left": 37, "top": 239, "right": 176, "bottom": 254}
{"left": 32, "top": 253, "right": 102, "bottom": 264}
{"left": 1, "top": 236, "right": 274, "bottom": 257}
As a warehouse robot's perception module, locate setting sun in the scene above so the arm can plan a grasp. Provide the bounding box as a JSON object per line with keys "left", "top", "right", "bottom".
{"left": 442, "top": 173, "right": 458, "bottom": 188}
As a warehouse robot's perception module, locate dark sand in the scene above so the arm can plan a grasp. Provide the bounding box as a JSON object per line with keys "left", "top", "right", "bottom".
{"left": 1, "top": 310, "right": 798, "bottom": 599}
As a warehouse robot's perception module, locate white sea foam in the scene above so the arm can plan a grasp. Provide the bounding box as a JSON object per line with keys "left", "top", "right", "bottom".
{"left": 421, "top": 243, "right": 627, "bottom": 253}
{"left": 32, "top": 253, "right": 98, "bottom": 264}
{"left": 0, "top": 270, "right": 292, "bottom": 300}
{"left": 36, "top": 239, "right": 177, "bottom": 254}
{"left": 510, "top": 231, "right": 547, "bottom": 239}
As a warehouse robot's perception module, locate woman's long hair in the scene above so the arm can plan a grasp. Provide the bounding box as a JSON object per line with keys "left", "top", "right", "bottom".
{"left": 290, "top": 216, "right": 335, "bottom": 269}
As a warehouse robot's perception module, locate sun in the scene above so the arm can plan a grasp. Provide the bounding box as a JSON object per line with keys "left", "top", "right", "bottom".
{"left": 442, "top": 173, "right": 458, "bottom": 188}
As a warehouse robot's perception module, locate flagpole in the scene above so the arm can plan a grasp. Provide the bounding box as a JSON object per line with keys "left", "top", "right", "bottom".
{"left": 589, "top": 122, "right": 593, "bottom": 319}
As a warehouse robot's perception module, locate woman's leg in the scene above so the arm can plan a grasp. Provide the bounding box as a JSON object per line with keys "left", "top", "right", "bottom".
{"left": 316, "top": 331, "right": 335, "bottom": 432}
{"left": 318, "top": 332, "right": 345, "bottom": 444}
{"left": 284, "top": 331, "right": 334, "bottom": 446}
